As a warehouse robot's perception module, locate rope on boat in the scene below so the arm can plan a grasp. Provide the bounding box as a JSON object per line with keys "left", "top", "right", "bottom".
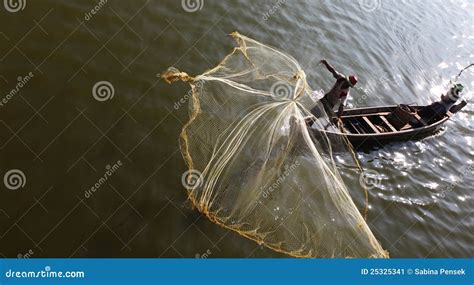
{"left": 453, "top": 63, "right": 474, "bottom": 82}
{"left": 336, "top": 118, "right": 369, "bottom": 220}
{"left": 447, "top": 63, "right": 474, "bottom": 92}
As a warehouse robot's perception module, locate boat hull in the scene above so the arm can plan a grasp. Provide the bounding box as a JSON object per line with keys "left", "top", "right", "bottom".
{"left": 307, "top": 103, "right": 466, "bottom": 149}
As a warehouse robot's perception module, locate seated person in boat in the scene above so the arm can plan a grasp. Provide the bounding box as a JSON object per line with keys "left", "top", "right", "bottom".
{"left": 418, "top": 84, "right": 464, "bottom": 124}
{"left": 311, "top": 59, "right": 358, "bottom": 119}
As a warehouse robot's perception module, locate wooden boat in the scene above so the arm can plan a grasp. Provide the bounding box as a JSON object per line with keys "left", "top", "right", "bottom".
{"left": 307, "top": 101, "right": 467, "bottom": 149}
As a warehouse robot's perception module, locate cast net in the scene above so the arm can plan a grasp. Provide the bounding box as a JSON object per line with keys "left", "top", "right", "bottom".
{"left": 162, "top": 32, "right": 388, "bottom": 258}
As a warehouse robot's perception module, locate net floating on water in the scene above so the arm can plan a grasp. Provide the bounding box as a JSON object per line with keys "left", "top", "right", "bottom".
{"left": 162, "top": 31, "right": 388, "bottom": 258}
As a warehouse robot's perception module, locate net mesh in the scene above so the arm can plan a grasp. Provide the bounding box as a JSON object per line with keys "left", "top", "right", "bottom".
{"left": 162, "top": 32, "right": 388, "bottom": 258}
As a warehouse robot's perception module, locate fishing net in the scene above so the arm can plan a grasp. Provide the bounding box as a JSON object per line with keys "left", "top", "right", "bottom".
{"left": 162, "top": 32, "right": 388, "bottom": 258}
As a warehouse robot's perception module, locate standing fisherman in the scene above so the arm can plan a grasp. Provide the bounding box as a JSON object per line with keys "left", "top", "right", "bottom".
{"left": 311, "top": 59, "right": 358, "bottom": 118}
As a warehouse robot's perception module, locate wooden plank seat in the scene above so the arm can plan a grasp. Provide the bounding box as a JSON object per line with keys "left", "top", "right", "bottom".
{"left": 379, "top": 115, "right": 397, "bottom": 132}
{"left": 362, "top": 116, "right": 381, "bottom": 134}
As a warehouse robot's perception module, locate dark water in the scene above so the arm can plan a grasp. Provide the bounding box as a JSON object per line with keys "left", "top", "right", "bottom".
{"left": 0, "top": 0, "right": 472, "bottom": 258}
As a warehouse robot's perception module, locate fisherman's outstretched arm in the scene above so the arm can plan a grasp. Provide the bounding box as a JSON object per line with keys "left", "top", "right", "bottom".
{"left": 319, "top": 59, "right": 341, "bottom": 79}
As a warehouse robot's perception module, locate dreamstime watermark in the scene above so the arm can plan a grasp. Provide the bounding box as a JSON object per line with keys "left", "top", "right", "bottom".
{"left": 270, "top": 81, "right": 293, "bottom": 99}
{"left": 181, "top": 0, "right": 203, "bottom": 13}
{"left": 5, "top": 266, "right": 85, "bottom": 279}
{"left": 195, "top": 249, "right": 212, "bottom": 258}
{"left": 439, "top": 163, "right": 473, "bottom": 198}
{"left": 359, "top": 169, "right": 382, "bottom": 189}
{"left": 84, "top": 0, "right": 108, "bottom": 21}
{"left": 355, "top": 93, "right": 369, "bottom": 106}
{"left": 358, "top": 0, "right": 381, "bottom": 12}
{"left": 0, "top": 72, "right": 34, "bottom": 108}
{"left": 261, "top": 160, "right": 300, "bottom": 199}
{"left": 262, "top": 0, "right": 288, "bottom": 21}
{"left": 84, "top": 160, "right": 123, "bottom": 199}
{"left": 173, "top": 80, "right": 203, "bottom": 110}
{"left": 17, "top": 249, "right": 34, "bottom": 259}
{"left": 3, "top": 169, "right": 26, "bottom": 190}
{"left": 3, "top": 0, "right": 26, "bottom": 13}
{"left": 92, "top": 81, "right": 114, "bottom": 102}
{"left": 181, "top": 169, "right": 203, "bottom": 190}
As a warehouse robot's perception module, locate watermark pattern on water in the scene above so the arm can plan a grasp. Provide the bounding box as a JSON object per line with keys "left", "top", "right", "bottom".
{"left": 270, "top": 81, "right": 293, "bottom": 99}
{"left": 355, "top": 93, "right": 369, "bottom": 106}
{"left": 0, "top": 208, "right": 9, "bottom": 218}
{"left": 3, "top": 169, "right": 26, "bottom": 190}
{"left": 195, "top": 249, "right": 212, "bottom": 258}
{"left": 84, "top": 160, "right": 123, "bottom": 199}
{"left": 181, "top": 169, "right": 203, "bottom": 190}
{"left": 358, "top": 0, "right": 381, "bottom": 12}
{"left": 262, "top": 0, "right": 288, "bottom": 21}
{"left": 84, "top": 0, "right": 108, "bottom": 21}
{"left": 17, "top": 249, "right": 34, "bottom": 258}
{"left": 0, "top": 75, "right": 8, "bottom": 83}
{"left": 262, "top": 160, "right": 300, "bottom": 199}
{"left": 439, "top": 163, "right": 473, "bottom": 198}
{"left": 92, "top": 81, "right": 114, "bottom": 102}
{"left": 173, "top": 80, "right": 203, "bottom": 110}
{"left": 181, "top": 0, "right": 203, "bottom": 13}
{"left": 3, "top": 0, "right": 26, "bottom": 13}
{"left": 0, "top": 72, "right": 34, "bottom": 108}
{"left": 354, "top": 83, "right": 386, "bottom": 107}
{"left": 359, "top": 169, "right": 382, "bottom": 189}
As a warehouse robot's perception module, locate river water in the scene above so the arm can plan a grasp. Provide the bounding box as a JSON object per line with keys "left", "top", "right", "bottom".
{"left": 0, "top": 0, "right": 472, "bottom": 258}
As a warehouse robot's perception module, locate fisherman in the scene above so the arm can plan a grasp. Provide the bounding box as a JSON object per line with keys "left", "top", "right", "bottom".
{"left": 311, "top": 59, "right": 358, "bottom": 118}
{"left": 418, "top": 83, "right": 464, "bottom": 123}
